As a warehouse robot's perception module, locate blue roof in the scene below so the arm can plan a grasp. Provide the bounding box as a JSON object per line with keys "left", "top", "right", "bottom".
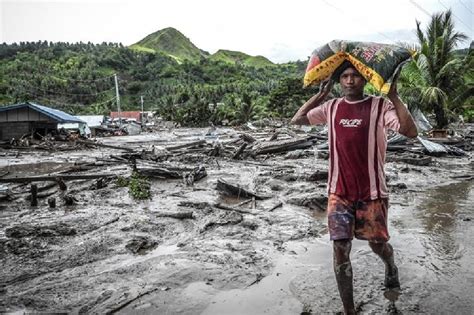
{"left": 0, "top": 102, "right": 85, "bottom": 124}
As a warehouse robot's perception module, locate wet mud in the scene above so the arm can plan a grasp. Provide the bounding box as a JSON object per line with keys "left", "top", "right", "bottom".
{"left": 0, "top": 127, "right": 473, "bottom": 314}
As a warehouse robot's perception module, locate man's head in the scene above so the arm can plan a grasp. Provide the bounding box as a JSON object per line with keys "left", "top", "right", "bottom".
{"left": 333, "top": 61, "right": 366, "bottom": 100}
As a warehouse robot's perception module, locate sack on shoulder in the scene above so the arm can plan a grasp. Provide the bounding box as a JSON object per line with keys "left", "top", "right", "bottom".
{"left": 304, "top": 40, "right": 415, "bottom": 93}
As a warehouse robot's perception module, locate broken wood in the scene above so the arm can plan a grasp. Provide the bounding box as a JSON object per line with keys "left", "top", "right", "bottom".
{"left": 56, "top": 177, "right": 67, "bottom": 191}
{"left": 155, "top": 211, "right": 194, "bottom": 219}
{"left": 30, "top": 184, "right": 38, "bottom": 206}
{"left": 184, "top": 166, "right": 207, "bottom": 186}
{"left": 48, "top": 197, "right": 56, "bottom": 208}
{"left": 387, "top": 155, "right": 432, "bottom": 166}
{"left": 25, "top": 190, "right": 56, "bottom": 201}
{"left": 0, "top": 174, "right": 115, "bottom": 183}
{"left": 136, "top": 167, "right": 181, "bottom": 179}
{"left": 240, "top": 133, "right": 256, "bottom": 143}
{"left": 208, "top": 141, "right": 223, "bottom": 157}
{"left": 75, "top": 139, "right": 135, "bottom": 152}
{"left": 236, "top": 198, "right": 253, "bottom": 207}
{"left": 267, "top": 201, "right": 283, "bottom": 212}
{"left": 269, "top": 128, "right": 298, "bottom": 141}
{"left": 287, "top": 193, "right": 328, "bottom": 211}
{"left": 216, "top": 178, "right": 269, "bottom": 200}
{"left": 307, "top": 170, "right": 329, "bottom": 181}
{"left": 63, "top": 194, "right": 77, "bottom": 206}
{"left": 251, "top": 137, "right": 314, "bottom": 155}
{"left": 232, "top": 143, "right": 247, "bottom": 159}
{"left": 178, "top": 200, "right": 254, "bottom": 215}
{"left": 165, "top": 139, "right": 206, "bottom": 151}
{"left": 213, "top": 203, "right": 255, "bottom": 214}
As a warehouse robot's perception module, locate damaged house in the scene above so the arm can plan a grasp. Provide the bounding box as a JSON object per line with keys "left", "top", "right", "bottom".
{"left": 0, "top": 101, "right": 84, "bottom": 140}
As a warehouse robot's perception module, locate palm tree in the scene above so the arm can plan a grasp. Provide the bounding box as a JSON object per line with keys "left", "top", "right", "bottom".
{"left": 409, "top": 10, "right": 468, "bottom": 128}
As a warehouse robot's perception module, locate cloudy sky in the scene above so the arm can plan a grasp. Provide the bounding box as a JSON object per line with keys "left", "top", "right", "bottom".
{"left": 1, "top": 0, "right": 472, "bottom": 63}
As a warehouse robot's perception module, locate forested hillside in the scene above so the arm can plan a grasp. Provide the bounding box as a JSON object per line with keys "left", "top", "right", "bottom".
{"left": 1, "top": 20, "right": 472, "bottom": 127}
{"left": 0, "top": 40, "right": 316, "bottom": 126}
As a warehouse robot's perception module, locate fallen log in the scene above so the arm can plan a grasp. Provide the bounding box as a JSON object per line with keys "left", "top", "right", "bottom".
{"left": 251, "top": 137, "right": 314, "bottom": 155}
{"left": 155, "top": 211, "right": 194, "bottom": 219}
{"left": 75, "top": 139, "right": 135, "bottom": 152}
{"left": 0, "top": 174, "right": 115, "bottom": 183}
{"left": 165, "top": 139, "right": 206, "bottom": 151}
{"left": 387, "top": 155, "right": 432, "bottom": 166}
{"left": 136, "top": 167, "right": 181, "bottom": 179}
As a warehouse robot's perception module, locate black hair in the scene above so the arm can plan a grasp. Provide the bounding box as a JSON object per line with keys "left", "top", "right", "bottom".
{"left": 331, "top": 60, "right": 357, "bottom": 81}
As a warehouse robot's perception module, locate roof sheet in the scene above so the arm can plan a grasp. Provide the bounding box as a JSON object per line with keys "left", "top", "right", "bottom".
{"left": 0, "top": 102, "right": 84, "bottom": 123}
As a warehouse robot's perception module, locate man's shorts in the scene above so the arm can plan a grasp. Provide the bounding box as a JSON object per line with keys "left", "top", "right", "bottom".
{"left": 327, "top": 194, "right": 389, "bottom": 243}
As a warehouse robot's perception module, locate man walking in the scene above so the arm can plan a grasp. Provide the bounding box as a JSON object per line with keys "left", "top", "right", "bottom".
{"left": 291, "top": 61, "right": 418, "bottom": 314}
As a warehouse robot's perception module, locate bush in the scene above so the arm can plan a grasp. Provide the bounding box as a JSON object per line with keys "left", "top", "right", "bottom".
{"left": 128, "top": 172, "right": 151, "bottom": 200}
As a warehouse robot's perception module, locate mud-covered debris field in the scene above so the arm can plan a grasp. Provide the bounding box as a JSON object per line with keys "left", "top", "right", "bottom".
{"left": 1, "top": 123, "right": 473, "bottom": 314}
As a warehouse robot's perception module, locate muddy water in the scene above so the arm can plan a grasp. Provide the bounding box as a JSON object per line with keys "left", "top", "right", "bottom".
{"left": 197, "top": 180, "right": 474, "bottom": 315}
{"left": 389, "top": 180, "right": 474, "bottom": 314}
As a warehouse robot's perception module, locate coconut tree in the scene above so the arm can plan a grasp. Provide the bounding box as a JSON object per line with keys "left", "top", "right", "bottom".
{"left": 409, "top": 10, "right": 468, "bottom": 128}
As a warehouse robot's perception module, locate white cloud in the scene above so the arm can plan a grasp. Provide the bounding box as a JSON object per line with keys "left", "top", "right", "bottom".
{"left": 1, "top": 0, "right": 471, "bottom": 62}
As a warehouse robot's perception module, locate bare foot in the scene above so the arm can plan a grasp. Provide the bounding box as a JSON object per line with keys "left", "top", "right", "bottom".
{"left": 385, "top": 265, "right": 400, "bottom": 289}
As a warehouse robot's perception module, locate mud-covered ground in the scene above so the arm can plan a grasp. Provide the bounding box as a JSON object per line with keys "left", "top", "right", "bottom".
{"left": 0, "top": 127, "right": 473, "bottom": 314}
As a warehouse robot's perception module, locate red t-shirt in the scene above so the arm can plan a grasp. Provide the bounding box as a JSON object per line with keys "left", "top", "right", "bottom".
{"left": 307, "top": 96, "right": 401, "bottom": 201}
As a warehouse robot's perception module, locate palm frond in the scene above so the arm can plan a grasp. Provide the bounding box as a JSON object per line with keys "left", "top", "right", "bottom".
{"left": 421, "top": 86, "right": 448, "bottom": 105}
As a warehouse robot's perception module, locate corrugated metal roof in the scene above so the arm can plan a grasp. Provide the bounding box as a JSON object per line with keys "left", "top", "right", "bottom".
{"left": 0, "top": 102, "right": 84, "bottom": 123}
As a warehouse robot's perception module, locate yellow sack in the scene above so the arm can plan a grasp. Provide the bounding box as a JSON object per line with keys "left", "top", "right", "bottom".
{"left": 304, "top": 40, "right": 415, "bottom": 93}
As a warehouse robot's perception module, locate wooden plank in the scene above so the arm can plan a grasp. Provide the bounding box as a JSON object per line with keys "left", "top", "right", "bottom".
{"left": 0, "top": 174, "right": 115, "bottom": 183}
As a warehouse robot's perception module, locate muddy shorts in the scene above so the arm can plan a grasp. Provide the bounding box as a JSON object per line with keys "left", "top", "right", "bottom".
{"left": 327, "top": 194, "right": 389, "bottom": 243}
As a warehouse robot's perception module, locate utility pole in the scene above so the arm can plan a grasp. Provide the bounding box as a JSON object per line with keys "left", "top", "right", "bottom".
{"left": 114, "top": 74, "right": 122, "bottom": 127}
{"left": 140, "top": 95, "right": 144, "bottom": 127}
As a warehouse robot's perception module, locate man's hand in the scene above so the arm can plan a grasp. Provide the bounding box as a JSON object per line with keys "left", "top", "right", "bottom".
{"left": 290, "top": 79, "right": 333, "bottom": 125}
{"left": 386, "top": 77, "right": 418, "bottom": 138}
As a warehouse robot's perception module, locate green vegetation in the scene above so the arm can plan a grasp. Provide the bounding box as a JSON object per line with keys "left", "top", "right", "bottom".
{"left": 115, "top": 175, "right": 129, "bottom": 187}
{"left": 0, "top": 37, "right": 309, "bottom": 126}
{"left": 131, "top": 27, "right": 208, "bottom": 62}
{"left": 128, "top": 172, "right": 151, "bottom": 200}
{"left": 210, "top": 49, "right": 273, "bottom": 68}
{"left": 0, "top": 19, "right": 471, "bottom": 127}
{"left": 399, "top": 10, "right": 472, "bottom": 127}
{"left": 116, "top": 173, "right": 150, "bottom": 200}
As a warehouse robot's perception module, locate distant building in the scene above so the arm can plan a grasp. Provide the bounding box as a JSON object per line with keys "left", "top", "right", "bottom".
{"left": 58, "top": 115, "right": 105, "bottom": 137}
{"left": 0, "top": 102, "right": 84, "bottom": 140}
{"left": 110, "top": 111, "right": 142, "bottom": 122}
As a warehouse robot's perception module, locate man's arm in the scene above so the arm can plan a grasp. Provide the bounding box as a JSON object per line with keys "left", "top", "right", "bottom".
{"left": 291, "top": 80, "right": 333, "bottom": 125}
{"left": 387, "top": 82, "right": 418, "bottom": 138}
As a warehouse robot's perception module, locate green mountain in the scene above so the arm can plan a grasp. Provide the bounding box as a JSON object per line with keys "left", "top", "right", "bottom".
{"left": 210, "top": 49, "right": 273, "bottom": 67}
{"left": 130, "top": 27, "right": 209, "bottom": 62}
{"left": 131, "top": 27, "right": 274, "bottom": 67}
